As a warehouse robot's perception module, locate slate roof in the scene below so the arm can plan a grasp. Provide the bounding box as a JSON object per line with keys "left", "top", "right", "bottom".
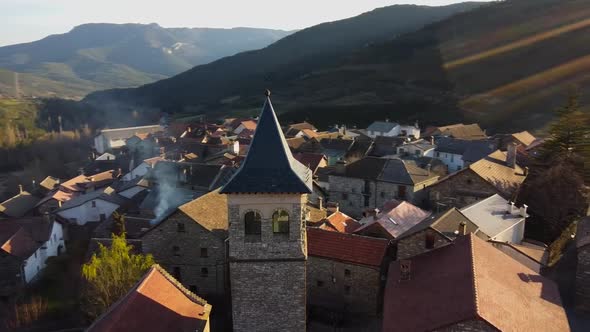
{"left": 0, "top": 191, "right": 40, "bottom": 218}
{"left": 512, "top": 131, "right": 536, "bottom": 147}
{"left": 87, "top": 265, "right": 211, "bottom": 332}
{"left": 468, "top": 150, "right": 526, "bottom": 196}
{"left": 367, "top": 121, "right": 399, "bottom": 133}
{"left": 399, "top": 207, "right": 487, "bottom": 241}
{"left": 221, "top": 96, "right": 312, "bottom": 194}
{"left": 307, "top": 228, "right": 389, "bottom": 267}
{"left": 340, "top": 157, "right": 438, "bottom": 185}
{"left": 382, "top": 234, "right": 568, "bottom": 332}
{"left": 435, "top": 137, "right": 497, "bottom": 163}
{"left": 369, "top": 136, "right": 406, "bottom": 157}
{"left": 356, "top": 200, "right": 431, "bottom": 239}
{"left": 460, "top": 194, "right": 525, "bottom": 239}
{"left": 288, "top": 122, "right": 316, "bottom": 131}
{"left": 429, "top": 123, "right": 487, "bottom": 140}
{"left": 293, "top": 152, "right": 326, "bottom": 173}
{"left": 0, "top": 217, "right": 55, "bottom": 259}
{"left": 57, "top": 188, "right": 129, "bottom": 212}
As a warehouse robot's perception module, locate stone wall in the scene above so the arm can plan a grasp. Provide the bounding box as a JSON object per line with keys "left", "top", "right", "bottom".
{"left": 429, "top": 169, "right": 499, "bottom": 209}
{"left": 397, "top": 229, "right": 451, "bottom": 260}
{"left": 230, "top": 260, "right": 306, "bottom": 332}
{"left": 307, "top": 256, "right": 382, "bottom": 315}
{"left": 434, "top": 319, "right": 498, "bottom": 331}
{"left": 576, "top": 246, "right": 590, "bottom": 312}
{"left": 141, "top": 211, "right": 227, "bottom": 297}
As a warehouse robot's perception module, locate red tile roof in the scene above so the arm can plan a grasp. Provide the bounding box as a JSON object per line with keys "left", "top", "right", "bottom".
{"left": 0, "top": 226, "right": 38, "bottom": 258}
{"left": 307, "top": 228, "right": 389, "bottom": 267}
{"left": 88, "top": 265, "right": 211, "bottom": 332}
{"left": 319, "top": 211, "right": 361, "bottom": 233}
{"left": 382, "top": 234, "right": 569, "bottom": 332}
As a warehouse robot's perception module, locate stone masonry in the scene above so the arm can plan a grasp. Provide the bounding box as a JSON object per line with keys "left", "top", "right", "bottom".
{"left": 396, "top": 229, "right": 451, "bottom": 260}
{"left": 576, "top": 244, "right": 590, "bottom": 312}
{"left": 141, "top": 211, "right": 227, "bottom": 298}
{"left": 307, "top": 256, "right": 382, "bottom": 315}
{"left": 434, "top": 319, "right": 498, "bottom": 331}
{"left": 429, "top": 169, "right": 501, "bottom": 209}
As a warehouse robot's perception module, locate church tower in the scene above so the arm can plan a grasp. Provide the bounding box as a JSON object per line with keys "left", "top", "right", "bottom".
{"left": 221, "top": 91, "right": 312, "bottom": 332}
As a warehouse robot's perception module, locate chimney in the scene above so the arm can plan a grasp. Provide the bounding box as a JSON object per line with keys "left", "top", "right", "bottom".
{"left": 335, "top": 159, "right": 347, "bottom": 175}
{"left": 520, "top": 204, "right": 528, "bottom": 218}
{"left": 506, "top": 143, "right": 517, "bottom": 169}
{"left": 459, "top": 221, "right": 467, "bottom": 235}
{"left": 399, "top": 260, "right": 411, "bottom": 281}
{"left": 335, "top": 202, "right": 339, "bottom": 213}
{"left": 430, "top": 136, "right": 435, "bottom": 145}
{"left": 18, "top": 184, "right": 23, "bottom": 194}
{"left": 58, "top": 201, "right": 62, "bottom": 208}
{"left": 524, "top": 166, "right": 529, "bottom": 176}
{"left": 318, "top": 197, "right": 323, "bottom": 210}
{"left": 31, "top": 179, "right": 36, "bottom": 189}
{"left": 509, "top": 201, "right": 516, "bottom": 214}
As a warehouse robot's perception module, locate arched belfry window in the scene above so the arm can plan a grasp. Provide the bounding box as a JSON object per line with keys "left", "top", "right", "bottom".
{"left": 244, "top": 211, "right": 262, "bottom": 236}
{"left": 272, "top": 210, "right": 290, "bottom": 234}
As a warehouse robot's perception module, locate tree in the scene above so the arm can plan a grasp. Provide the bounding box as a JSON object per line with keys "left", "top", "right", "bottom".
{"left": 81, "top": 233, "right": 154, "bottom": 319}
{"left": 111, "top": 211, "right": 126, "bottom": 236}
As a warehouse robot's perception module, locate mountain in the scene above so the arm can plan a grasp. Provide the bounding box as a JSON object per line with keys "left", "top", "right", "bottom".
{"left": 84, "top": 3, "right": 483, "bottom": 113}
{"left": 0, "top": 23, "right": 293, "bottom": 99}
{"left": 85, "top": 0, "right": 590, "bottom": 133}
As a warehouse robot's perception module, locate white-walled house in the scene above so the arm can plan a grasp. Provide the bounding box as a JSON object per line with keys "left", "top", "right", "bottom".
{"left": 433, "top": 137, "right": 497, "bottom": 172}
{"left": 399, "top": 125, "right": 421, "bottom": 139}
{"left": 366, "top": 121, "right": 401, "bottom": 138}
{"left": 397, "top": 140, "right": 435, "bottom": 158}
{"left": 56, "top": 189, "right": 127, "bottom": 225}
{"left": 0, "top": 217, "right": 66, "bottom": 294}
{"left": 122, "top": 156, "right": 162, "bottom": 181}
{"left": 94, "top": 125, "right": 162, "bottom": 153}
{"left": 461, "top": 194, "right": 528, "bottom": 244}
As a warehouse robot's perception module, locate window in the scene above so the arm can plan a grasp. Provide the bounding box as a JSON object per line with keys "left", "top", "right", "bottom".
{"left": 189, "top": 285, "right": 198, "bottom": 293}
{"left": 173, "top": 267, "right": 182, "bottom": 282}
{"left": 436, "top": 152, "right": 440, "bottom": 157}
{"left": 177, "top": 223, "right": 185, "bottom": 232}
{"left": 53, "top": 234, "right": 57, "bottom": 242}
{"left": 317, "top": 280, "right": 324, "bottom": 287}
{"left": 342, "top": 192, "right": 348, "bottom": 200}
{"left": 244, "top": 211, "right": 262, "bottom": 237}
{"left": 91, "top": 201, "right": 96, "bottom": 208}
{"left": 200, "top": 248, "right": 208, "bottom": 258}
{"left": 398, "top": 186, "right": 407, "bottom": 199}
{"left": 201, "top": 267, "right": 209, "bottom": 277}
{"left": 425, "top": 233, "right": 435, "bottom": 249}
{"left": 173, "top": 246, "right": 180, "bottom": 256}
{"left": 344, "top": 269, "right": 351, "bottom": 277}
{"left": 272, "top": 210, "right": 290, "bottom": 234}
{"left": 344, "top": 285, "right": 351, "bottom": 294}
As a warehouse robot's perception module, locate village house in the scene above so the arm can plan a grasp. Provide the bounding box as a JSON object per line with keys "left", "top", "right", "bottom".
{"left": 576, "top": 216, "right": 590, "bottom": 312}
{"left": 298, "top": 136, "right": 372, "bottom": 166}
{"left": 94, "top": 125, "right": 163, "bottom": 154}
{"left": 429, "top": 149, "right": 527, "bottom": 209}
{"left": 370, "top": 136, "right": 407, "bottom": 157}
{"left": 87, "top": 264, "right": 212, "bottom": 332}
{"left": 122, "top": 156, "right": 163, "bottom": 181}
{"left": 423, "top": 123, "right": 487, "bottom": 140}
{"left": 293, "top": 152, "right": 328, "bottom": 176}
{"left": 0, "top": 186, "right": 40, "bottom": 218}
{"left": 0, "top": 215, "right": 65, "bottom": 296}
{"left": 433, "top": 137, "right": 498, "bottom": 172}
{"left": 233, "top": 120, "right": 257, "bottom": 135}
{"left": 366, "top": 121, "right": 420, "bottom": 139}
{"left": 382, "top": 234, "right": 569, "bottom": 332}
{"left": 115, "top": 177, "right": 150, "bottom": 199}
{"left": 284, "top": 122, "right": 318, "bottom": 138}
{"left": 493, "top": 130, "right": 537, "bottom": 150}
{"left": 329, "top": 157, "right": 439, "bottom": 217}
{"left": 395, "top": 207, "right": 485, "bottom": 260}
{"left": 307, "top": 228, "right": 390, "bottom": 316}
{"left": 396, "top": 139, "right": 435, "bottom": 158}
{"left": 141, "top": 190, "right": 228, "bottom": 299}
{"left": 56, "top": 188, "right": 129, "bottom": 225}
{"left": 316, "top": 209, "right": 361, "bottom": 233}
{"left": 355, "top": 199, "right": 432, "bottom": 241}
{"left": 460, "top": 194, "right": 528, "bottom": 244}
{"left": 490, "top": 240, "right": 549, "bottom": 273}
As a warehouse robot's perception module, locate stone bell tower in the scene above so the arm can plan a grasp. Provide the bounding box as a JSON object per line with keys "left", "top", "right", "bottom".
{"left": 220, "top": 91, "right": 311, "bottom": 332}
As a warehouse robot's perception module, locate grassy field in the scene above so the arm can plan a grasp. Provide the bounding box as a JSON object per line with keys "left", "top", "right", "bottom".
{"left": 0, "top": 98, "right": 45, "bottom": 147}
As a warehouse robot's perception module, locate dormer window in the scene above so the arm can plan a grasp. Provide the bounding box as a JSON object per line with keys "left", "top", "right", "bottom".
{"left": 272, "top": 210, "right": 290, "bottom": 234}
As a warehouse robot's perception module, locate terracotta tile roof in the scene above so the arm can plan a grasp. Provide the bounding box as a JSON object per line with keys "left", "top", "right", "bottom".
{"left": 307, "top": 228, "right": 389, "bottom": 267}
{"left": 301, "top": 128, "right": 319, "bottom": 138}
{"left": 239, "top": 120, "right": 257, "bottom": 130}
{"left": 512, "top": 131, "right": 536, "bottom": 147}
{"left": 382, "top": 234, "right": 569, "bottom": 332}
{"left": 177, "top": 189, "right": 228, "bottom": 238}
{"left": 39, "top": 176, "right": 60, "bottom": 191}
{"left": 0, "top": 226, "right": 39, "bottom": 258}
{"left": 87, "top": 264, "right": 211, "bottom": 332}
{"left": 356, "top": 200, "right": 431, "bottom": 239}
{"left": 286, "top": 137, "right": 307, "bottom": 150}
{"left": 60, "top": 170, "right": 117, "bottom": 192}
{"left": 289, "top": 122, "right": 317, "bottom": 131}
{"left": 0, "top": 191, "right": 40, "bottom": 218}
{"left": 319, "top": 211, "right": 360, "bottom": 233}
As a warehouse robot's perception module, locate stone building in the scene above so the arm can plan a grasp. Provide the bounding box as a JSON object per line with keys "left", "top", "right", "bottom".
{"left": 429, "top": 150, "right": 527, "bottom": 209}
{"left": 576, "top": 216, "right": 590, "bottom": 312}
{"left": 141, "top": 189, "right": 228, "bottom": 299}
{"left": 329, "top": 157, "right": 438, "bottom": 218}
{"left": 395, "top": 207, "right": 484, "bottom": 260}
{"left": 355, "top": 199, "right": 431, "bottom": 241}
{"left": 220, "top": 93, "right": 312, "bottom": 332}
{"left": 382, "top": 234, "right": 569, "bottom": 331}
{"left": 307, "top": 228, "right": 390, "bottom": 315}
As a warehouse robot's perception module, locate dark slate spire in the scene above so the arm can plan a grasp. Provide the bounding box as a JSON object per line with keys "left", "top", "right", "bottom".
{"left": 220, "top": 93, "right": 312, "bottom": 194}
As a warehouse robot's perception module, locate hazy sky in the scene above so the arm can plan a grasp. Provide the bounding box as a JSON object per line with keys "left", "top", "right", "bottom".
{"left": 0, "top": 0, "right": 490, "bottom": 46}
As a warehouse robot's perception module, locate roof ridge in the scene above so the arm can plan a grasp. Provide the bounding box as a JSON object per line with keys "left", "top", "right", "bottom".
{"left": 152, "top": 264, "right": 209, "bottom": 307}
{"left": 467, "top": 235, "right": 481, "bottom": 316}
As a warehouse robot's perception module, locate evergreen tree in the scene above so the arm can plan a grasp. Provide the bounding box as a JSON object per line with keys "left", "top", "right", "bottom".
{"left": 81, "top": 233, "right": 154, "bottom": 319}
